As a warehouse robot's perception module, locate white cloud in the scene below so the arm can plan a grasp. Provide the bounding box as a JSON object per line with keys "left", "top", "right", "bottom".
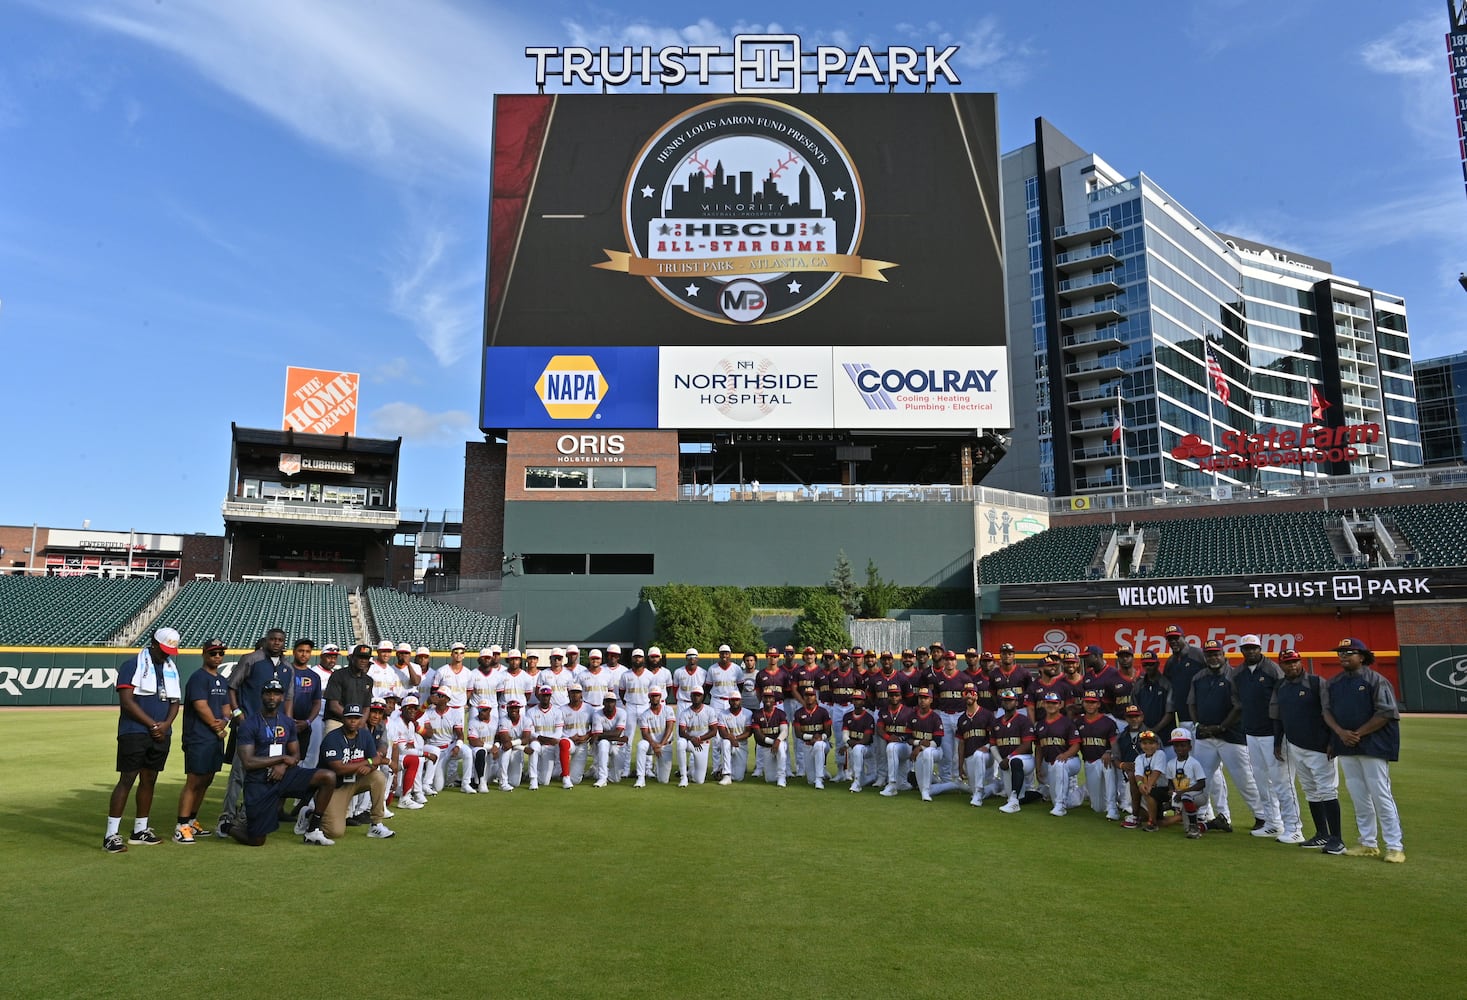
{"left": 366, "top": 401, "right": 473, "bottom": 443}
{"left": 63, "top": 0, "right": 533, "bottom": 180}
{"left": 387, "top": 221, "right": 483, "bottom": 368}
{"left": 1362, "top": 14, "right": 1459, "bottom": 144}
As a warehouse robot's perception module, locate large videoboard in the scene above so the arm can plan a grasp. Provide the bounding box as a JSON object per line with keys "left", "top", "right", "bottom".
{"left": 485, "top": 93, "right": 1004, "bottom": 347}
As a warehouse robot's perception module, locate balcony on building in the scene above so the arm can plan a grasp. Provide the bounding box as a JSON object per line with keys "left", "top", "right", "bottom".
{"left": 221, "top": 497, "right": 401, "bottom": 530}
{"left": 1058, "top": 299, "right": 1127, "bottom": 326}
{"left": 1052, "top": 220, "right": 1118, "bottom": 249}
{"left": 1054, "top": 242, "right": 1121, "bottom": 273}
{"left": 1056, "top": 269, "right": 1124, "bottom": 300}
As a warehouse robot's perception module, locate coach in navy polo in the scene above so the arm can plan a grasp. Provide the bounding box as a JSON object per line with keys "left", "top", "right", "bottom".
{"left": 1321, "top": 638, "right": 1405, "bottom": 863}
{"left": 103, "top": 626, "right": 183, "bottom": 853}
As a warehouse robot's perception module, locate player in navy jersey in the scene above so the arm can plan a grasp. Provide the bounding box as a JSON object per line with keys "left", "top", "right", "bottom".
{"left": 1114, "top": 705, "right": 1147, "bottom": 827}
{"left": 1033, "top": 691, "right": 1082, "bottom": 816}
{"left": 1076, "top": 695, "right": 1120, "bottom": 820}
{"left": 232, "top": 679, "right": 335, "bottom": 847}
{"left": 955, "top": 683, "right": 999, "bottom": 806}
{"left": 1271, "top": 649, "right": 1343, "bottom": 852}
{"left": 993, "top": 690, "right": 1035, "bottom": 812}
{"left": 173, "top": 637, "right": 230, "bottom": 844}
{"left": 1132, "top": 652, "right": 1175, "bottom": 739}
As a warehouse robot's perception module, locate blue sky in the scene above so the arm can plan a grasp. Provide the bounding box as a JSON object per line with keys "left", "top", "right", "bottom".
{"left": 1, "top": 0, "right": 1461, "bottom": 534}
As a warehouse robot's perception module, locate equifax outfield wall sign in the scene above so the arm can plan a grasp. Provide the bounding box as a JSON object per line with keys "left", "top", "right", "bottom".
{"left": 283, "top": 367, "right": 360, "bottom": 436}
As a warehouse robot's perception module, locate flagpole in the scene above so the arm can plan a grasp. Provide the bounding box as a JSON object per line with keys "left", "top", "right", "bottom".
{"left": 1204, "top": 345, "right": 1223, "bottom": 492}
{"left": 1117, "top": 386, "right": 1128, "bottom": 495}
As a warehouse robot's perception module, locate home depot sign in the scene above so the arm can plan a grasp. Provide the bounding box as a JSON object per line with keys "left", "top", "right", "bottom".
{"left": 283, "top": 367, "right": 360, "bottom": 436}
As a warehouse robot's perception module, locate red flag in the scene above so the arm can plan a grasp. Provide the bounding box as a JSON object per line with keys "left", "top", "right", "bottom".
{"left": 1206, "top": 346, "right": 1230, "bottom": 405}
{"left": 1308, "top": 384, "right": 1331, "bottom": 425}
{"left": 1111, "top": 416, "right": 1123, "bottom": 444}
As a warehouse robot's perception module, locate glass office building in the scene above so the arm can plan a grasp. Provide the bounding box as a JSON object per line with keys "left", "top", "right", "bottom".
{"left": 988, "top": 119, "right": 1422, "bottom": 498}
{"left": 1415, "top": 352, "right": 1467, "bottom": 464}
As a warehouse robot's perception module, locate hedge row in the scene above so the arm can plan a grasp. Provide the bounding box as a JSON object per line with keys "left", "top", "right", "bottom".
{"left": 643, "top": 585, "right": 969, "bottom": 613}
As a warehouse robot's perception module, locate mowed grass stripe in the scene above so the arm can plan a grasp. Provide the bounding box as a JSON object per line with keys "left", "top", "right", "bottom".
{"left": 0, "top": 712, "right": 1460, "bottom": 999}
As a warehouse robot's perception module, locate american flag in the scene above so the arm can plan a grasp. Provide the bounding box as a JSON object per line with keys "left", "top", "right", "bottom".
{"left": 1206, "top": 346, "right": 1229, "bottom": 405}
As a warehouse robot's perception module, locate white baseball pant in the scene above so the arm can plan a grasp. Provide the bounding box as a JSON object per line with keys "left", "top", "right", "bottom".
{"left": 679, "top": 739, "right": 710, "bottom": 784}
{"left": 826, "top": 704, "right": 851, "bottom": 777}
{"left": 1288, "top": 744, "right": 1339, "bottom": 801}
{"left": 795, "top": 738, "right": 828, "bottom": 787}
{"left": 938, "top": 712, "right": 962, "bottom": 782}
{"left": 1246, "top": 733, "right": 1298, "bottom": 833}
{"left": 755, "top": 741, "right": 787, "bottom": 784}
{"left": 498, "top": 747, "right": 524, "bottom": 790}
{"left": 1340, "top": 755, "right": 1403, "bottom": 852}
{"left": 1082, "top": 758, "right": 1118, "bottom": 817}
{"left": 637, "top": 741, "right": 675, "bottom": 784}
{"left": 846, "top": 743, "right": 872, "bottom": 790}
{"left": 593, "top": 740, "right": 628, "bottom": 783}
{"left": 963, "top": 747, "right": 994, "bottom": 804}
{"left": 913, "top": 745, "right": 942, "bottom": 798}
{"left": 1040, "top": 756, "right": 1081, "bottom": 809}
{"left": 716, "top": 737, "right": 749, "bottom": 781}
{"left": 884, "top": 742, "right": 913, "bottom": 791}
{"left": 1192, "top": 737, "right": 1262, "bottom": 823}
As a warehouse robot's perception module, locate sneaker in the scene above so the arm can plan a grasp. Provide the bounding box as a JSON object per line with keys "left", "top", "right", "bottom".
{"left": 345, "top": 812, "right": 370, "bottom": 827}
{"left": 1277, "top": 830, "right": 1306, "bottom": 845}
{"left": 412, "top": 790, "right": 428, "bottom": 805}
{"left": 1345, "top": 844, "right": 1380, "bottom": 858}
{"left": 398, "top": 797, "right": 424, "bottom": 810}
{"left": 594, "top": 778, "right": 608, "bottom": 788}
{"left": 1251, "top": 818, "right": 1267, "bottom": 831}
{"left": 367, "top": 823, "right": 396, "bottom": 839}
{"left": 1300, "top": 835, "right": 1329, "bottom": 849}
{"left": 719, "top": 775, "right": 732, "bottom": 786}
{"left": 1122, "top": 815, "right": 1139, "bottom": 829}
{"left": 303, "top": 829, "right": 335, "bottom": 846}
{"left": 463, "top": 785, "right": 478, "bottom": 794}
{"left": 103, "top": 834, "right": 128, "bottom": 853}
{"left": 293, "top": 810, "right": 313, "bottom": 836}
{"left": 425, "top": 788, "right": 438, "bottom": 796}
{"left": 499, "top": 782, "right": 514, "bottom": 792}
{"left": 214, "top": 820, "right": 231, "bottom": 838}
{"left": 633, "top": 778, "right": 646, "bottom": 788}
{"left": 188, "top": 819, "right": 211, "bottom": 838}
{"left": 1049, "top": 805, "right": 1067, "bottom": 817}
{"left": 1323, "top": 840, "right": 1347, "bottom": 855}
{"left": 1251, "top": 824, "right": 1283, "bottom": 838}
{"left": 1382, "top": 849, "right": 1405, "bottom": 864}
{"left": 529, "top": 780, "right": 539, "bottom": 791}
{"left": 562, "top": 777, "right": 574, "bottom": 790}
{"left": 850, "top": 784, "right": 862, "bottom": 793}
{"left": 1106, "top": 811, "right": 1120, "bottom": 822}
{"left": 920, "top": 792, "right": 932, "bottom": 802}
{"left": 678, "top": 777, "right": 689, "bottom": 787}
{"left": 776, "top": 778, "right": 786, "bottom": 788}
{"left": 814, "top": 780, "right": 825, "bottom": 790}
{"left": 1186, "top": 828, "right": 1202, "bottom": 839}
{"left": 128, "top": 828, "right": 162, "bottom": 846}
{"left": 880, "top": 784, "right": 899, "bottom": 797}
{"left": 999, "top": 795, "right": 1021, "bottom": 814}
{"left": 1209, "top": 816, "right": 1234, "bottom": 833}
{"left": 1142, "top": 823, "right": 1159, "bottom": 832}
{"left": 381, "top": 807, "right": 395, "bottom": 819}
{"left": 172, "top": 825, "right": 196, "bottom": 845}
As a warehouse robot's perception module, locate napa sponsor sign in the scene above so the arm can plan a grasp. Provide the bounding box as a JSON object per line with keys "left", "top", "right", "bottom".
{"left": 284, "top": 367, "right": 360, "bottom": 436}
{"left": 481, "top": 347, "right": 659, "bottom": 430}
{"left": 833, "top": 346, "right": 1010, "bottom": 429}
{"left": 659, "top": 346, "right": 832, "bottom": 428}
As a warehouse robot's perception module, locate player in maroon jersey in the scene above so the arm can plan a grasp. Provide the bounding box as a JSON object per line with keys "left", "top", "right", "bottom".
{"left": 991, "top": 645, "right": 1033, "bottom": 712}
{"left": 841, "top": 689, "right": 877, "bottom": 792}
{"left": 877, "top": 684, "right": 915, "bottom": 797}
{"left": 790, "top": 686, "right": 831, "bottom": 789}
{"left": 1077, "top": 694, "right": 1121, "bottom": 820}
{"left": 907, "top": 688, "right": 944, "bottom": 801}
{"left": 751, "top": 690, "right": 787, "bottom": 787}
{"left": 1079, "top": 644, "right": 1125, "bottom": 718}
{"left": 1033, "top": 691, "right": 1082, "bottom": 816}
{"left": 993, "top": 689, "right": 1035, "bottom": 812}
{"left": 933, "top": 652, "right": 970, "bottom": 783}
{"left": 1027, "top": 657, "right": 1077, "bottom": 716}
{"left": 956, "top": 682, "right": 1000, "bottom": 806}
{"left": 867, "top": 654, "right": 909, "bottom": 707}
{"left": 1111, "top": 645, "right": 1141, "bottom": 723}
{"left": 822, "top": 653, "right": 861, "bottom": 781}
{"left": 790, "top": 648, "right": 825, "bottom": 710}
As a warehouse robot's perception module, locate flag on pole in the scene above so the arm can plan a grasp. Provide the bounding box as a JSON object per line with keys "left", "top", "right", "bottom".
{"left": 1205, "top": 346, "right": 1230, "bottom": 405}
{"left": 1110, "top": 415, "right": 1123, "bottom": 444}
{"left": 1308, "top": 384, "right": 1331, "bottom": 425}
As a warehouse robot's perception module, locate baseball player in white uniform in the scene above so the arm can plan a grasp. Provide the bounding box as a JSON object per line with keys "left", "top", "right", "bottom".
{"left": 591, "top": 693, "right": 629, "bottom": 786}
{"left": 385, "top": 695, "right": 426, "bottom": 807}
{"left": 671, "top": 650, "right": 709, "bottom": 715}
{"left": 537, "top": 649, "right": 578, "bottom": 707}
{"left": 560, "top": 684, "right": 594, "bottom": 786}
{"left": 575, "top": 650, "right": 616, "bottom": 707}
{"left": 432, "top": 643, "right": 475, "bottom": 711}
{"left": 524, "top": 686, "right": 569, "bottom": 790}
{"left": 419, "top": 689, "right": 468, "bottom": 793}
{"left": 716, "top": 693, "right": 752, "bottom": 784}
{"left": 677, "top": 688, "right": 718, "bottom": 786}
{"left": 635, "top": 687, "right": 677, "bottom": 786}
{"left": 618, "top": 651, "right": 655, "bottom": 778}
{"left": 495, "top": 701, "right": 527, "bottom": 791}
{"left": 465, "top": 700, "right": 499, "bottom": 792}
{"left": 496, "top": 651, "right": 536, "bottom": 711}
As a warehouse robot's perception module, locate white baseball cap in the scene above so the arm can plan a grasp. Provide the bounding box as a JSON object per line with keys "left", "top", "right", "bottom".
{"left": 606, "top": 643, "right": 622, "bottom": 654}
{"left": 321, "top": 643, "right": 340, "bottom": 654}
{"left": 397, "top": 642, "right": 413, "bottom": 653}
{"left": 153, "top": 627, "right": 181, "bottom": 655}
{"left": 479, "top": 647, "right": 495, "bottom": 658}
{"left": 1238, "top": 633, "right": 1262, "bottom": 648}
{"left": 506, "top": 649, "right": 523, "bottom": 659}
{"left": 648, "top": 646, "right": 662, "bottom": 657}
{"left": 551, "top": 647, "right": 566, "bottom": 658}
{"left": 686, "top": 648, "right": 699, "bottom": 657}
{"left": 450, "top": 641, "right": 467, "bottom": 651}
{"left": 718, "top": 644, "right": 731, "bottom": 653}
{"left": 649, "top": 686, "right": 664, "bottom": 697}
{"left": 568, "top": 682, "right": 583, "bottom": 692}
{"left": 489, "top": 645, "right": 502, "bottom": 655}
{"left": 632, "top": 648, "right": 645, "bottom": 657}
{"left": 566, "top": 644, "right": 580, "bottom": 653}
{"left": 589, "top": 649, "right": 603, "bottom": 659}
{"left": 377, "top": 639, "right": 394, "bottom": 650}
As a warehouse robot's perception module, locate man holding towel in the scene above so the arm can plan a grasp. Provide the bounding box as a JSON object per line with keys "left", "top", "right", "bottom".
{"left": 104, "top": 627, "right": 183, "bottom": 853}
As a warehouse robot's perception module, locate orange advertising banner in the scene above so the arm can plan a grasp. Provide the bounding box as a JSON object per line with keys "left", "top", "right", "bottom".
{"left": 283, "top": 367, "right": 360, "bottom": 436}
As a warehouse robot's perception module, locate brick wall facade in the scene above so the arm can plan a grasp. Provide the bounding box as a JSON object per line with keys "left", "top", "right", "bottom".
{"left": 462, "top": 440, "right": 506, "bottom": 579}
{"left": 0, "top": 525, "right": 47, "bottom": 572}
{"left": 180, "top": 533, "right": 226, "bottom": 582}
{"left": 1394, "top": 599, "right": 1467, "bottom": 645}
{"left": 503, "top": 430, "right": 679, "bottom": 502}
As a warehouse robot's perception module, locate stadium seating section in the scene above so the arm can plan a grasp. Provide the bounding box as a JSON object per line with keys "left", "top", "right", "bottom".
{"left": 977, "top": 502, "right": 1467, "bottom": 584}
{"left": 366, "top": 588, "right": 516, "bottom": 651}
{"left": 154, "top": 580, "right": 354, "bottom": 649}
{"left": 0, "top": 576, "right": 164, "bottom": 645}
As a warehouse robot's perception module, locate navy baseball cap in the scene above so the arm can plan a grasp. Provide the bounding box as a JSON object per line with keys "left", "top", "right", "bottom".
{"left": 1336, "top": 637, "right": 1369, "bottom": 653}
{"left": 343, "top": 704, "right": 365, "bottom": 718}
{"left": 262, "top": 679, "right": 284, "bottom": 692}
{"left": 1041, "top": 691, "right": 1061, "bottom": 703}
{"left": 1084, "top": 644, "right": 1105, "bottom": 656}
{"left": 1203, "top": 639, "right": 1225, "bottom": 652}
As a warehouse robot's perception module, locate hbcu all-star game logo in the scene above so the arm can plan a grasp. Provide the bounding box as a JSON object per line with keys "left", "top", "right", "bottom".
{"left": 594, "top": 98, "right": 897, "bottom": 324}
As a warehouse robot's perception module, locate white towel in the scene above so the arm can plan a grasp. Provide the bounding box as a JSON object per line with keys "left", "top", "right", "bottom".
{"left": 128, "top": 647, "right": 181, "bottom": 701}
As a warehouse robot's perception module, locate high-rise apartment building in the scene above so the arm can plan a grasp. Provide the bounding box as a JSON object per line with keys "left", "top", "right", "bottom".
{"left": 987, "top": 119, "right": 1422, "bottom": 498}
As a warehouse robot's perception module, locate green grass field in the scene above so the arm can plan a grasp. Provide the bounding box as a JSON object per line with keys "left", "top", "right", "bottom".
{"left": 1, "top": 711, "right": 1463, "bottom": 999}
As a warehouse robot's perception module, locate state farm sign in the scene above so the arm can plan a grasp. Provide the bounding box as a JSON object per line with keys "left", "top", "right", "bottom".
{"left": 283, "top": 367, "right": 360, "bottom": 436}
{"left": 1172, "top": 422, "right": 1381, "bottom": 471}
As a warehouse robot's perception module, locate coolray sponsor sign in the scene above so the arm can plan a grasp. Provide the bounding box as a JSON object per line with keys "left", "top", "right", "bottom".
{"left": 485, "top": 94, "right": 1004, "bottom": 348}
{"left": 481, "top": 347, "right": 658, "bottom": 430}
{"left": 658, "top": 346, "right": 831, "bottom": 428}
{"left": 833, "top": 347, "right": 1010, "bottom": 428}
{"left": 595, "top": 98, "right": 895, "bottom": 325}
{"left": 525, "top": 38, "right": 963, "bottom": 93}
{"left": 283, "top": 367, "right": 360, "bottom": 436}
